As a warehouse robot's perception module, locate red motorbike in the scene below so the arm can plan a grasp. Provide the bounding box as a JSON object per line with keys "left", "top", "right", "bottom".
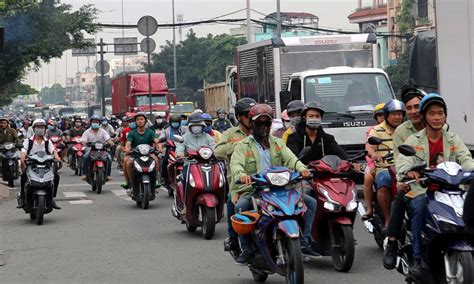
{"left": 307, "top": 152, "right": 364, "bottom": 272}
{"left": 69, "top": 136, "right": 85, "bottom": 176}
{"left": 165, "top": 138, "right": 183, "bottom": 197}
{"left": 171, "top": 146, "right": 226, "bottom": 240}
{"left": 50, "top": 135, "right": 64, "bottom": 170}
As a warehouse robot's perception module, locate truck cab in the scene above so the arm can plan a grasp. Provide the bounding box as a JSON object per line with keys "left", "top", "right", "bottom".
{"left": 284, "top": 66, "right": 394, "bottom": 156}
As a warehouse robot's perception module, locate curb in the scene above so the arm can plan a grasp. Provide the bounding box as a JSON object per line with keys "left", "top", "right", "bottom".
{"left": 0, "top": 183, "right": 13, "bottom": 204}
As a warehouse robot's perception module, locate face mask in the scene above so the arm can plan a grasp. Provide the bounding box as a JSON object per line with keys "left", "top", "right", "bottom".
{"left": 203, "top": 125, "right": 212, "bottom": 133}
{"left": 129, "top": 122, "right": 137, "bottom": 129}
{"left": 102, "top": 121, "right": 108, "bottom": 126}
{"left": 306, "top": 118, "right": 322, "bottom": 130}
{"left": 218, "top": 114, "right": 226, "bottom": 120}
{"left": 290, "top": 117, "right": 301, "bottom": 127}
{"left": 283, "top": 121, "right": 292, "bottom": 129}
{"left": 91, "top": 123, "right": 100, "bottom": 129}
{"left": 190, "top": 125, "right": 203, "bottom": 135}
{"left": 181, "top": 120, "right": 188, "bottom": 126}
{"left": 34, "top": 128, "right": 46, "bottom": 136}
{"left": 75, "top": 122, "right": 82, "bottom": 127}
{"left": 171, "top": 122, "right": 180, "bottom": 128}
{"left": 252, "top": 121, "right": 271, "bottom": 142}
{"left": 48, "top": 125, "right": 55, "bottom": 131}
{"left": 156, "top": 119, "right": 163, "bottom": 124}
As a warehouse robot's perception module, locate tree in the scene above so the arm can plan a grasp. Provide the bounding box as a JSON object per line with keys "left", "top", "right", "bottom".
{"left": 0, "top": 81, "right": 37, "bottom": 105}
{"left": 39, "top": 83, "right": 66, "bottom": 105}
{"left": 0, "top": 1, "right": 99, "bottom": 106}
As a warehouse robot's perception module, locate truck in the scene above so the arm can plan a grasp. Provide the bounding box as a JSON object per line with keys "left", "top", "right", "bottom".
{"left": 236, "top": 34, "right": 395, "bottom": 156}
{"left": 111, "top": 73, "right": 175, "bottom": 117}
{"left": 202, "top": 65, "right": 237, "bottom": 116}
{"left": 436, "top": 0, "right": 474, "bottom": 153}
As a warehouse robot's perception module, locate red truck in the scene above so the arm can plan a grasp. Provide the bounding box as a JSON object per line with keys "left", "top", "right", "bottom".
{"left": 111, "top": 73, "right": 175, "bottom": 116}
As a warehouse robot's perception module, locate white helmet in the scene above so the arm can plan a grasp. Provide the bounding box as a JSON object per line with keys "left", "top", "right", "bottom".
{"left": 32, "top": 119, "right": 47, "bottom": 127}
{"left": 192, "top": 109, "right": 203, "bottom": 114}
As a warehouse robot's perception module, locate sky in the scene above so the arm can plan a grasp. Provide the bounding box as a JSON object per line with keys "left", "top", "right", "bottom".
{"left": 23, "top": 0, "right": 371, "bottom": 90}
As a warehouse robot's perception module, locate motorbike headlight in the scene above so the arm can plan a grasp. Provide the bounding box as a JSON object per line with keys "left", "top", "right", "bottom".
{"left": 94, "top": 143, "right": 104, "bottom": 150}
{"left": 189, "top": 173, "right": 195, "bottom": 187}
{"left": 347, "top": 200, "right": 358, "bottom": 211}
{"left": 266, "top": 171, "right": 290, "bottom": 187}
{"left": 137, "top": 144, "right": 151, "bottom": 156}
{"left": 133, "top": 160, "right": 143, "bottom": 172}
{"left": 198, "top": 147, "right": 213, "bottom": 160}
{"left": 324, "top": 202, "right": 337, "bottom": 211}
{"left": 297, "top": 201, "right": 304, "bottom": 209}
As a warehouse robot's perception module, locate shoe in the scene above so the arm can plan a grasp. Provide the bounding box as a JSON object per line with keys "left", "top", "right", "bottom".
{"left": 51, "top": 200, "right": 61, "bottom": 210}
{"left": 411, "top": 259, "right": 422, "bottom": 276}
{"left": 121, "top": 182, "right": 130, "bottom": 189}
{"left": 106, "top": 176, "right": 112, "bottom": 181}
{"left": 361, "top": 213, "right": 373, "bottom": 221}
{"left": 224, "top": 237, "right": 240, "bottom": 252}
{"left": 302, "top": 246, "right": 321, "bottom": 257}
{"left": 16, "top": 194, "right": 24, "bottom": 209}
{"left": 383, "top": 240, "right": 397, "bottom": 270}
{"left": 235, "top": 250, "right": 253, "bottom": 266}
{"left": 81, "top": 176, "right": 87, "bottom": 181}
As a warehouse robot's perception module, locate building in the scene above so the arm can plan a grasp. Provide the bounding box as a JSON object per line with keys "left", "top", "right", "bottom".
{"left": 348, "top": 0, "right": 389, "bottom": 68}
{"left": 110, "top": 56, "right": 147, "bottom": 78}
{"left": 66, "top": 71, "right": 97, "bottom": 103}
{"left": 255, "top": 12, "right": 320, "bottom": 41}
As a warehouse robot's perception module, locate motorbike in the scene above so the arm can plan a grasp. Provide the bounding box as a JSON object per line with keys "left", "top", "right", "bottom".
{"left": 68, "top": 136, "right": 85, "bottom": 176}
{"left": 392, "top": 145, "right": 474, "bottom": 284}
{"left": 21, "top": 151, "right": 55, "bottom": 225}
{"left": 130, "top": 144, "right": 157, "bottom": 209}
{"left": 359, "top": 136, "right": 398, "bottom": 249}
{"left": 306, "top": 152, "right": 364, "bottom": 272}
{"left": 229, "top": 167, "right": 307, "bottom": 284}
{"left": 160, "top": 135, "right": 183, "bottom": 197}
{"left": 50, "top": 135, "right": 64, "bottom": 170}
{"left": 85, "top": 142, "right": 110, "bottom": 194}
{"left": 171, "top": 146, "right": 226, "bottom": 239}
{"left": 0, "top": 142, "right": 22, "bottom": 187}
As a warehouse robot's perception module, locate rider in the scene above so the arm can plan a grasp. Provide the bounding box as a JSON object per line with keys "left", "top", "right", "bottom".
{"left": 286, "top": 101, "right": 348, "bottom": 164}
{"left": 230, "top": 103, "right": 318, "bottom": 265}
{"left": 17, "top": 119, "right": 61, "bottom": 209}
{"left": 45, "top": 119, "right": 63, "bottom": 139}
{"left": 0, "top": 117, "right": 20, "bottom": 182}
{"left": 80, "top": 115, "right": 114, "bottom": 182}
{"left": 150, "top": 113, "right": 167, "bottom": 132}
{"left": 66, "top": 117, "right": 86, "bottom": 166}
{"left": 109, "top": 115, "right": 120, "bottom": 130}
{"left": 272, "top": 109, "right": 290, "bottom": 138}
{"left": 19, "top": 118, "right": 34, "bottom": 139}
{"left": 282, "top": 100, "right": 305, "bottom": 143}
{"left": 122, "top": 112, "right": 160, "bottom": 190}
{"left": 361, "top": 103, "right": 386, "bottom": 220}
{"left": 201, "top": 113, "right": 222, "bottom": 144}
{"left": 101, "top": 116, "right": 116, "bottom": 138}
{"left": 215, "top": 97, "right": 256, "bottom": 253}
{"left": 366, "top": 99, "right": 405, "bottom": 230}
{"left": 158, "top": 113, "right": 185, "bottom": 188}
{"left": 384, "top": 94, "right": 474, "bottom": 275}
{"left": 212, "top": 108, "right": 233, "bottom": 133}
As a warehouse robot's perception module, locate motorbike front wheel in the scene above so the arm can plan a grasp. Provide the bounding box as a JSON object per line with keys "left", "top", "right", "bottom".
{"left": 251, "top": 270, "right": 268, "bottom": 283}
{"left": 35, "top": 195, "right": 45, "bottom": 225}
{"left": 444, "top": 250, "right": 473, "bottom": 284}
{"left": 331, "top": 224, "right": 355, "bottom": 272}
{"left": 95, "top": 169, "right": 104, "bottom": 194}
{"left": 141, "top": 183, "right": 150, "bottom": 210}
{"left": 201, "top": 206, "right": 216, "bottom": 240}
{"left": 282, "top": 238, "right": 304, "bottom": 284}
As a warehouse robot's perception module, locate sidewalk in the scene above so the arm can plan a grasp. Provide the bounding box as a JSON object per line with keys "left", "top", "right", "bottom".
{"left": 0, "top": 183, "right": 13, "bottom": 204}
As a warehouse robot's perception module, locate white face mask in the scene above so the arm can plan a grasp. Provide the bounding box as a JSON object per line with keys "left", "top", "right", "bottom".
{"left": 156, "top": 119, "right": 163, "bottom": 124}
{"left": 190, "top": 125, "right": 203, "bottom": 135}
{"left": 34, "top": 128, "right": 46, "bottom": 136}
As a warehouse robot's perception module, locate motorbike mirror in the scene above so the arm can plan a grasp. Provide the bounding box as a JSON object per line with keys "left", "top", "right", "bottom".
{"left": 368, "top": 136, "right": 383, "bottom": 145}
{"left": 398, "top": 144, "right": 416, "bottom": 157}
{"left": 298, "top": 146, "right": 312, "bottom": 160}
{"left": 173, "top": 135, "right": 184, "bottom": 143}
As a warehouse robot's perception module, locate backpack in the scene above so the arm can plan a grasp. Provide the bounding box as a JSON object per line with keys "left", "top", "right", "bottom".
{"left": 27, "top": 138, "right": 52, "bottom": 155}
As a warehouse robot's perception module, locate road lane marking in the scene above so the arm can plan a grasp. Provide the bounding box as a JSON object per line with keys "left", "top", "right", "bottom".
{"left": 63, "top": 192, "right": 87, "bottom": 198}
{"left": 111, "top": 189, "right": 132, "bottom": 202}
{"left": 59, "top": 182, "right": 122, "bottom": 188}
{"left": 69, "top": 200, "right": 93, "bottom": 205}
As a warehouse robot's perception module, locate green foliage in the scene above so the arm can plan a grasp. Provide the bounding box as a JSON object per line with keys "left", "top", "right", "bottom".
{"left": 148, "top": 30, "right": 244, "bottom": 91}
{"left": 39, "top": 83, "right": 66, "bottom": 105}
{"left": 398, "top": 0, "right": 415, "bottom": 34}
{"left": 385, "top": 51, "right": 409, "bottom": 96}
{"left": 0, "top": 82, "right": 37, "bottom": 105}
{"left": 0, "top": 1, "right": 99, "bottom": 106}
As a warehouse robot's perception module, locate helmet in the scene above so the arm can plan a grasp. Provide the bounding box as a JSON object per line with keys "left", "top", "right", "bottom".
{"left": 400, "top": 86, "right": 427, "bottom": 104}
{"left": 90, "top": 114, "right": 101, "bottom": 122}
{"left": 111, "top": 115, "right": 116, "bottom": 120}
{"left": 122, "top": 116, "right": 127, "bottom": 122}
{"left": 217, "top": 108, "right": 226, "bottom": 114}
{"left": 0, "top": 117, "right": 9, "bottom": 122}
{"left": 287, "top": 100, "right": 304, "bottom": 114}
{"left": 248, "top": 104, "right": 273, "bottom": 121}
{"left": 32, "top": 119, "right": 47, "bottom": 127}
{"left": 231, "top": 211, "right": 260, "bottom": 235}
{"left": 188, "top": 113, "right": 205, "bottom": 126}
{"left": 235, "top": 97, "right": 257, "bottom": 116}
{"left": 201, "top": 113, "right": 213, "bottom": 123}
{"left": 281, "top": 110, "right": 289, "bottom": 121}
{"left": 383, "top": 99, "right": 406, "bottom": 119}
{"left": 134, "top": 112, "right": 147, "bottom": 121}
{"left": 193, "top": 109, "right": 203, "bottom": 114}
{"left": 373, "top": 103, "right": 385, "bottom": 119}
{"left": 301, "top": 101, "right": 325, "bottom": 117}
{"left": 170, "top": 114, "right": 181, "bottom": 123}
{"left": 419, "top": 93, "right": 447, "bottom": 116}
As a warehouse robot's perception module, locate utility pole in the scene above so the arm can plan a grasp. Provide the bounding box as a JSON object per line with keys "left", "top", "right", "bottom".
{"left": 177, "top": 14, "right": 184, "bottom": 42}
{"left": 98, "top": 38, "right": 106, "bottom": 116}
{"left": 172, "top": 0, "right": 177, "bottom": 90}
{"left": 276, "top": 0, "right": 282, "bottom": 37}
{"left": 121, "top": 0, "right": 126, "bottom": 74}
{"left": 246, "top": 0, "right": 252, "bottom": 43}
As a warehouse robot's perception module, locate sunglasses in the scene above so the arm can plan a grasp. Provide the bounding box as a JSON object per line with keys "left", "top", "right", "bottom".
{"left": 254, "top": 120, "right": 272, "bottom": 127}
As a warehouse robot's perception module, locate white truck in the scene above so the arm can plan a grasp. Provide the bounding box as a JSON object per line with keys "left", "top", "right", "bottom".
{"left": 436, "top": 0, "right": 474, "bottom": 153}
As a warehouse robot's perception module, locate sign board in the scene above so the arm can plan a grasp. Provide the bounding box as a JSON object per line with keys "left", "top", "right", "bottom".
{"left": 137, "top": 16, "right": 158, "bottom": 36}
{"left": 95, "top": 60, "right": 110, "bottom": 74}
{"left": 72, "top": 39, "right": 96, "bottom": 57}
{"left": 114, "top": 37, "right": 138, "bottom": 55}
{"left": 140, "top": 38, "right": 156, "bottom": 54}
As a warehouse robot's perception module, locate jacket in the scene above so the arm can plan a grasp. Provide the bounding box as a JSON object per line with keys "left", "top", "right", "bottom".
{"left": 393, "top": 120, "right": 420, "bottom": 160}
{"left": 176, "top": 132, "right": 215, "bottom": 156}
{"left": 286, "top": 123, "right": 348, "bottom": 164}
{"left": 212, "top": 118, "right": 233, "bottom": 133}
{"left": 396, "top": 128, "right": 474, "bottom": 198}
{"left": 0, "top": 128, "right": 20, "bottom": 144}
{"left": 229, "top": 135, "right": 307, "bottom": 199}
{"left": 214, "top": 126, "right": 248, "bottom": 162}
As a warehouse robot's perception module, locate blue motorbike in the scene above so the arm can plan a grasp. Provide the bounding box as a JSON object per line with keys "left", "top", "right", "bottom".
{"left": 397, "top": 145, "right": 474, "bottom": 283}
{"left": 230, "top": 167, "right": 306, "bottom": 284}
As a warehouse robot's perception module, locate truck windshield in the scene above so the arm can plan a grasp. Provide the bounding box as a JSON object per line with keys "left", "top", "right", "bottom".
{"left": 304, "top": 73, "right": 393, "bottom": 113}
{"left": 171, "top": 103, "right": 194, "bottom": 113}
{"left": 136, "top": 95, "right": 167, "bottom": 106}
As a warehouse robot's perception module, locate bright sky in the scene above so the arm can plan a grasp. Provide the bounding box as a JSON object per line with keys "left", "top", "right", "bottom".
{"left": 25, "top": 0, "right": 366, "bottom": 90}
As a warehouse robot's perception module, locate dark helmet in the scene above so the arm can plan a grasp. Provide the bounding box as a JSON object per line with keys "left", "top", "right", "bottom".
{"left": 169, "top": 113, "right": 182, "bottom": 123}
{"left": 287, "top": 100, "right": 304, "bottom": 114}
{"left": 419, "top": 93, "right": 447, "bottom": 117}
{"left": 201, "top": 113, "right": 213, "bottom": 123}
{"left": 217, "top": 108, "right": 226, "bottom": 114}
{"left": 400, "top": 86, "right": 427, "bottom": 104}
{"left": 134, "top": 112, "right": 147, "bottom": 121}
{"left": 248, "top": 104, "right": 273, "bottom": 121}
{"left": 90, "top": 114, "right": 101, "bottom": 122}
{"left": 383, "top": 99, "right": 406, "bottom": 119}
{"left": 235, "top": 97, "right": 257, "bottom": 116}
{"left": 188, "top": 113, "right": 205, "bottom": 126}
{"left": 301, "top": 101, "right": 325, "bottom": 117}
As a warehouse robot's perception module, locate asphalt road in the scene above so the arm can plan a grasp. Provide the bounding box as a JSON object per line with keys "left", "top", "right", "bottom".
{"left": 0, "top": 163, "right": 405, "bottom": 284}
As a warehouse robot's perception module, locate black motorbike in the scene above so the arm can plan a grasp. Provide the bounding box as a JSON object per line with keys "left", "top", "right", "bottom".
{"left": 130, "top": 144, "right": 157, "bottom": 209}
{"left": 0, "top": 142, "right": 22, "bottom": 187}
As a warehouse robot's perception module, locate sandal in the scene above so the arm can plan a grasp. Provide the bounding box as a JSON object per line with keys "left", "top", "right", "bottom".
{"left": 361, "top": 213, "right": 373, "bottom": 221}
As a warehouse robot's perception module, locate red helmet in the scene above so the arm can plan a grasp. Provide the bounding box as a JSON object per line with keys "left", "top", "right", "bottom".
{"left": 248, "top": 104, "right": 273, "bottom": 121}
{"left": 281, "top": 110, "right": 289, "bottom": 121}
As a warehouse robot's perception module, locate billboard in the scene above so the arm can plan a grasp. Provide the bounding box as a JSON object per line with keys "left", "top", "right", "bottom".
{"left": 72, "top": 39, "right": 96, "bottom": 57}
{"left": 114, "top": 37, "right": 138, "bottom": 55}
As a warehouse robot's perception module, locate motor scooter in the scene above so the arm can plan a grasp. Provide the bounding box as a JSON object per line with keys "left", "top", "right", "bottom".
{"left": 171, "top": 146, "right": 226, "bottom": 239}
{"left": 0, "top": 142, "right": 22, "bottom": 187}
{"left": 160, "top": 135, "right": 183, "bottom": 197}
{"left": 228, "top": 167, "right": 307, "bottom": 284}
{"left": 85, "top": 142, "right": 110, "bottom": 194}
{"left": 130, "top": 144, "right": 157, "bottom": 209}
{"left": 67, "top": 136, "right": 85, "bottom": 176}
{"left": 50, "top": 135, "right": 64, "bottom": 170}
